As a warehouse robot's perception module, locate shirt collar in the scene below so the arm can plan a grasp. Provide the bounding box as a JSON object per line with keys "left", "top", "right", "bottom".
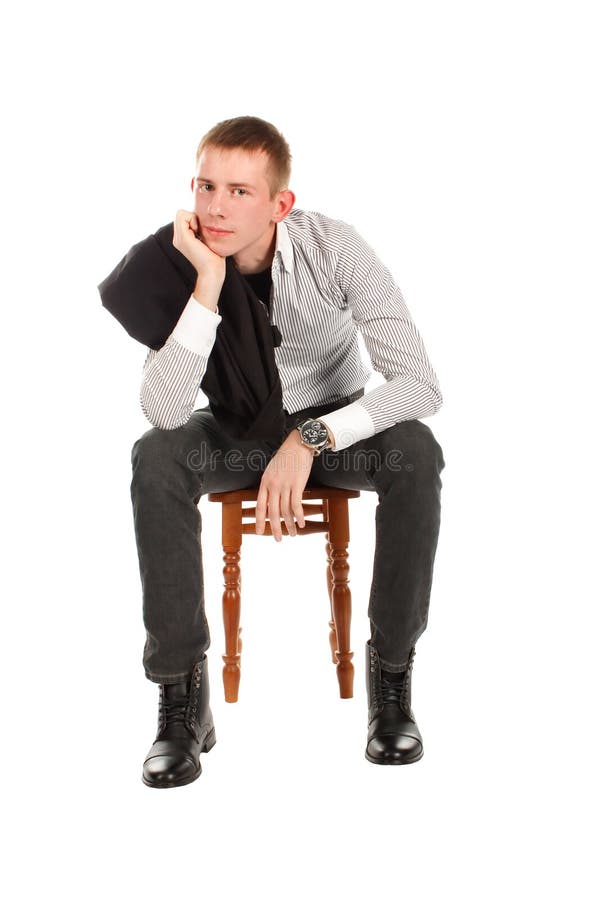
{"left": 274, "top": 218, "right": 294, "bottom": 273}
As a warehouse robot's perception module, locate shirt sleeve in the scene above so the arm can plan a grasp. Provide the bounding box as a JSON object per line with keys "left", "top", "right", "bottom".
{"left": 140, "top": 295, "right": 222, "bottom": 429}
{"left": 319, "top": 224, "right": 443, "bottom": 452}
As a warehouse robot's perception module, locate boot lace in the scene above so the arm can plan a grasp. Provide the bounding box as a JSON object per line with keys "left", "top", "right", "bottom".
{"left": 372, "top": 647, "right": 415, "bottom": 714}
{"left": 380, "top": 673, "right": 409, "bottom": 709}
{"left": 159, "top": 692, "right": 189, "bottom": 731}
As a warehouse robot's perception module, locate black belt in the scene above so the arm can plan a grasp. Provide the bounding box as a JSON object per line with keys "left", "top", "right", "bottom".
{"left": 284, "top": 388, "right": 365, "bottom": 424}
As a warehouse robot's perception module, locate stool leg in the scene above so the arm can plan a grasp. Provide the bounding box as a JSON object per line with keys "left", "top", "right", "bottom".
{"left": 326, "top": 497, "right": 354, "bottom": 699}
{"left": 221, "top": 502, "right": 243, "bottom": 702}
{"left": 325, "top": 545, "right": 338, "bottom": 665}
{"left": 324, "top": 501, "right": 339, "bottom": 664}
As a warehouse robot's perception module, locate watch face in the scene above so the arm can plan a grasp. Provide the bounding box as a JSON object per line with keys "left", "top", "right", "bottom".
{"left": 300, "top": 420, "right": 328, "bottom": 446}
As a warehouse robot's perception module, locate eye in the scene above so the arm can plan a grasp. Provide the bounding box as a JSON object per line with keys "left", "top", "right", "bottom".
{"left": 195, "top": 181, "right": 212, "bottom": 192}
{"left": 233, "top": 188, "right": 247, "bottom": 196}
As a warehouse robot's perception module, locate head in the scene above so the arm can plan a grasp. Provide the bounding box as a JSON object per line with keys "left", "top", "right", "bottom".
{"left": 191, "top": 116, "right": 295, "bottom": 271}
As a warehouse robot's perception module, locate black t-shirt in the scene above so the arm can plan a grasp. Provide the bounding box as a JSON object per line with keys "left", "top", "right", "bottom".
{"left": 242, "top": 265, "right": 273, "bottom": 314}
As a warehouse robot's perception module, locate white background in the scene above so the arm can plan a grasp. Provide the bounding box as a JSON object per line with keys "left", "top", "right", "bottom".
{"left": 2, "top": 1, "right": 598, "bottom": 897}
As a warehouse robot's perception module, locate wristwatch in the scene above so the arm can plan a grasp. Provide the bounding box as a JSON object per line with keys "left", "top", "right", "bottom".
{"left": 296, "top": 418, "right": 333, "bottom": 456}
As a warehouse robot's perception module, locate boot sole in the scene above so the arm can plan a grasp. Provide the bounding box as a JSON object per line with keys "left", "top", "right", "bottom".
{"left": 142, "top": 727, "right": 217, "bottom": 788}
{"left": 365, "top": 745, "right": 424, "bottom": 765}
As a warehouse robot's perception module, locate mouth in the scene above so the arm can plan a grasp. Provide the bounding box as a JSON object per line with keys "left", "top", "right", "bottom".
{"left": 204, "top": 226, "right": 234, "bottom": 237}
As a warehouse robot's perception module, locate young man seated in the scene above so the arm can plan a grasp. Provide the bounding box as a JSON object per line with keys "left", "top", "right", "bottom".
{"left": 116, "top": 115, "right": 445, "bottom": 788}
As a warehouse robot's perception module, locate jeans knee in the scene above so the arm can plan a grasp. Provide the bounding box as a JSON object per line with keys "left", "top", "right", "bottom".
{"left": 376, "top": 419, "right": 445, "bottom": 483}
{"left": 130, "top": 426, "right": 182, "bottom": 485}
{"left": 412, "top": 422, "right": 445, "bottom": 475}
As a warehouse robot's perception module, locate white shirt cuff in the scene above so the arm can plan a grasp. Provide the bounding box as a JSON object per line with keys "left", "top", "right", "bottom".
{"left": 170, "top": 294, "right": 222, "bottom": 354}
{"left": 318, "top": 402, "right": 376, "bottom": 452}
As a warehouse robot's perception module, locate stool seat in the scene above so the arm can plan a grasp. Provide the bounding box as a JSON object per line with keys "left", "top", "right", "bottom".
{"left": 208, "top": 484, "right": 360, "bottom": 702}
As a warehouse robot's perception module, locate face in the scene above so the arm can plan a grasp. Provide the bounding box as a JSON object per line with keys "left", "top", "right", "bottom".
{"left": 191, "top": 145, "right": 294, "bottom": 270}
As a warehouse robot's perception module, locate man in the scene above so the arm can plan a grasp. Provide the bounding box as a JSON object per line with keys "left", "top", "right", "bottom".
{"left": 129, "top": 115, "right": 445, "bottom": 788}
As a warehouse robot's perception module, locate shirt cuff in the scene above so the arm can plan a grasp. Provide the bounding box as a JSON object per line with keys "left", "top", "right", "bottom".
{"left": 169, "top": 294, "right": 222, "bottom": 354}
{"left": 318, "top": 402, "right": 376, "bottom": 452}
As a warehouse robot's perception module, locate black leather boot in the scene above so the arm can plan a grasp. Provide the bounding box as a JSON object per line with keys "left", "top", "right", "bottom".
{"left": 365, "top": 641, "right": 423, "bottom": 765}
{"left": 142, "top": 655, "right": 216, "bottom": 788}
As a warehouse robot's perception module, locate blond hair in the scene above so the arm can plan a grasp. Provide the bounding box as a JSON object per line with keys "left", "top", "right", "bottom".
{"left": 196, "top": 115, "right": 292, "bottom": 197}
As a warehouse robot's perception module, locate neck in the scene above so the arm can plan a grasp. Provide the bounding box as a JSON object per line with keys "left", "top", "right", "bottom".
{"left": 234, "top": 223, "right": 277, "bottom": 275}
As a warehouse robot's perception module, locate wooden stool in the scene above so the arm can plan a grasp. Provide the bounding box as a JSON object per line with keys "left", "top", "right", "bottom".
{"left": 207, "top": 486, "right": 360, "bottom": 702}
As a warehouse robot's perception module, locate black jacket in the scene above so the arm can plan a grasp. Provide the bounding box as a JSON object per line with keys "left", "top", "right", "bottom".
{"left": 98, "top": 222, "right": 285, "bottom": 443}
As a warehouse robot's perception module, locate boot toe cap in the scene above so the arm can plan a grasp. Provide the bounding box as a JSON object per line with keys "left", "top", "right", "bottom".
{"left": 366, "top": 730, "right": 424, "bottom": 765}
{"left": 143, "top": 748, "right": 200, "bottom": 788}
{"left": 365, "top": 722, "right": 423, "bottom": 765}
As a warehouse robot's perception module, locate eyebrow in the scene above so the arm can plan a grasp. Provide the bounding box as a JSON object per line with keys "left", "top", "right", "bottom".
{"left": 195, "top": 176, "right": 256, "bottom": 189}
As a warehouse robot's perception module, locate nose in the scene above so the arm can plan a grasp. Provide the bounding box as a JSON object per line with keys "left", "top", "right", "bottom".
{"left": 207, "top": 188, "right": 228, "bottom": 218}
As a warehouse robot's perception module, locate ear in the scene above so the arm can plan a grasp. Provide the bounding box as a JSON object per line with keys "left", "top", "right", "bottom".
{"left": 272, "top": 189, "right": 296, "bottom": 223}
{"left": 190, "top": 176, "right": 195, "bottom": 192}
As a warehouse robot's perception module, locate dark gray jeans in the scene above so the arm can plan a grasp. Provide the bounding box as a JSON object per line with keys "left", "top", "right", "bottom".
{"left": 130, "top": 394, "right": 445, "bottom": 683}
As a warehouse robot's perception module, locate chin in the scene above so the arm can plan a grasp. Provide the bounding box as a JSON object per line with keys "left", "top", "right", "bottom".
{"left": 203, "top": 232, "right": 237, "bottom": 257}
{"left": 202, "top": 238, "right": 231, "bottom": 257}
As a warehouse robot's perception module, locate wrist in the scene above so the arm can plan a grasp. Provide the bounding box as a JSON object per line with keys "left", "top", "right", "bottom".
{"left": 193, "top": 273, "right": 223, "bottom": 312}
{"left": 289, "top": 428, "right": 315, "bottom": 454}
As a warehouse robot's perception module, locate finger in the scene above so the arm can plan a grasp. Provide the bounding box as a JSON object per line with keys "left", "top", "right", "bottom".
{"left": 174, "top": 209, "right": 198, "bottom": 237}
{"left": 174, "top": 208, "right": 190, "bottom": 230}
{"left": 280, "top": 489, "right": 297, "bottom": 537}
{"left": 269, "top": 492, "right": 282, "bottom": 542}
{"left": 173, "top": 210, "right": 183, "bottom": 243}
{"left": 173, "top": 210, "right": 195, "bottom": 244}
{"left": 186, "top": 212, "right": 200, "bottom": 236}
{"left": 255, "top": 483, "right": 268, "bottom": 535}
{"left": 291, "top": 489, "right": 305, "bottom": 529}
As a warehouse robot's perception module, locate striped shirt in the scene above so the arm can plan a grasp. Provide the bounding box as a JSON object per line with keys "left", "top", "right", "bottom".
{"left": 140, "top": 208, "right": 442, "bottom": 451}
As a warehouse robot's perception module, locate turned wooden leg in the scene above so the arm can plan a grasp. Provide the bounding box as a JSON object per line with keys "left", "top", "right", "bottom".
{"left": 325, "top": 538, "right": 338, "bottom": 665}
{"left": 221, "top": 502, "right": 243, "bottom": 702}
{"left": 327, "top": 497, "right": 354, "bottom": 699}
{"left": 324, "top": 501, "right": 339, "bottom": 664}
